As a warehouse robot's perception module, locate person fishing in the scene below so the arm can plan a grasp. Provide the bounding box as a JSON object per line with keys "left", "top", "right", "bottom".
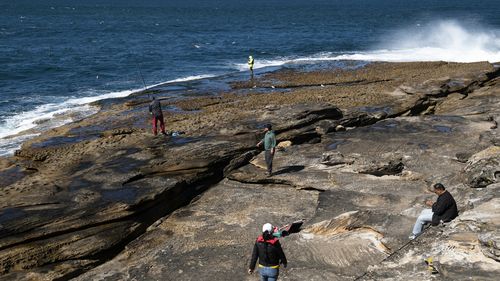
{"left": 248, "top": 55, "right": 255, "bottom": 76}
{"left": 248, "top": 223, "right": 287, "bottom": 281}
{"left": 148, "top": 96, "right": 166, "bottom": 136}
{"left": 256, "top": 124, "right": 276, "bottom": 176}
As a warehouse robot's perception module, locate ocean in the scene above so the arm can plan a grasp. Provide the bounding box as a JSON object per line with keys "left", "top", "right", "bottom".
{"left": 1, "top": 0, "right": 500, "bottom": 156}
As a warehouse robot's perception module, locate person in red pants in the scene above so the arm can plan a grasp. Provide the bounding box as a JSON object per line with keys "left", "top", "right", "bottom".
{"left": 148, "top": 96, "right": 166, "bottom": 135}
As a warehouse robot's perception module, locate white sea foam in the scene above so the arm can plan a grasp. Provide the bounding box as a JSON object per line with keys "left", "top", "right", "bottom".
{"left": 166, "top": 74, "right": 216, "bottom": 83}
{"left": 0, "top": 88, "right": 138, "bottom": 141}
{"left": 349, "top": 20, "right": 500, "bottom": 62}
{"left": 234, "top": 58, "right": 291, "bottom": 72}
{"left": 234, "top": 20, "right": 500, "bottom": 71}
{"left": 0, "top": 133, "right": 40, "bottom": 157}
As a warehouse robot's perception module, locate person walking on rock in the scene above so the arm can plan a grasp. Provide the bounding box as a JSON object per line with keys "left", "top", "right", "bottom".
{"left": 248, "top": 223, "right": 287, "bottom": 281}
{"left": 257, "top": 124, "right": 276, "bottom": 176}
{"left": 148, "top": 96, "right": 166, "bottom": 136}
{"left": 409, "top": 183, "right": 458, "bottom": 239}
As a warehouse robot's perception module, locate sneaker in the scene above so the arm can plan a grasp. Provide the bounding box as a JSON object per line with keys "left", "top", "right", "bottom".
{"left": 408, "top": 234, "right": 417, "bottom": 240}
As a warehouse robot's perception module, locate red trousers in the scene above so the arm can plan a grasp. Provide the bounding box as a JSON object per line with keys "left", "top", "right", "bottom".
{"left": 152, "top": 115, "right": 165, "bottom": 135}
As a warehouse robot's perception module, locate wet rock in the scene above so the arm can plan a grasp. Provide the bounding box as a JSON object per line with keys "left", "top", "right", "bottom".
{"left": 464, "top": 146, "right": 500, "bottom": 188}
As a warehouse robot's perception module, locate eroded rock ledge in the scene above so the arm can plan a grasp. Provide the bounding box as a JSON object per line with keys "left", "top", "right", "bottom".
{"left": 0, "top": 62, "right": 499, "bottom": 280}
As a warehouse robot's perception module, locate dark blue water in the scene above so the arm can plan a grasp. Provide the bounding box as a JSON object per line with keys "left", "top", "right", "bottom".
{"left": 1, "top": 0, "right": 500, "bottom": 155}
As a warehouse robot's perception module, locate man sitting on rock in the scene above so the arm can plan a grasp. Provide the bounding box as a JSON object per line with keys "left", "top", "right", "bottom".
{"left": 410, "top": 183, "right": 458, "bottom": 239}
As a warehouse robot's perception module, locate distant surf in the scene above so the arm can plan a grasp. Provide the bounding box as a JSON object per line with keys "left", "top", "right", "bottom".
{"left": 234, "top": 20, "right": 500, "bottom": 71}
{"left": 348, "top": 20, "right": 500, "bottom": 62}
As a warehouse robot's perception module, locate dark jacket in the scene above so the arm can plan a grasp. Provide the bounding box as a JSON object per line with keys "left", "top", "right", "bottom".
{"left": 431, "top": 191, "right": 458, "bottom": 225}
{"left": 249, "top": 236, "right": 287, "bottom": 270}
{"left": 149, "top": 99, "right": 163, "bottom": 117}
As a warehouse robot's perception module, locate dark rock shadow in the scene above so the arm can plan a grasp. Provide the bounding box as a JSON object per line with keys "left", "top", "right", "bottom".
{"left": 273, "top": 165, "right": 305, "bottom": 176}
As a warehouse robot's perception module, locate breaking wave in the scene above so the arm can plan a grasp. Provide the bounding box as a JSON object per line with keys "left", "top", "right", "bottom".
{"left": 234, "top": 20, "right": 500, "bottom": 71}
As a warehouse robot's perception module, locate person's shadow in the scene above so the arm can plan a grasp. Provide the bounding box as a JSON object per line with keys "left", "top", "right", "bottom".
{"left": 273, "top": 165, "right": 305, "bottom": 176}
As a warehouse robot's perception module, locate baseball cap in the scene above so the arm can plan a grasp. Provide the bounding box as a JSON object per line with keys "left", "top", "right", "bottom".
{"left": 262, "top": 223, "right": 273, "bottom": 233}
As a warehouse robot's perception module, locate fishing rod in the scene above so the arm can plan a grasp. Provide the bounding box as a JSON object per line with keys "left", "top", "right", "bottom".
{"left": 135, "top": 61, "right": 150, "bottom": 100}
{"left": 137, "top": 63, "right": 147, "bottom": 90}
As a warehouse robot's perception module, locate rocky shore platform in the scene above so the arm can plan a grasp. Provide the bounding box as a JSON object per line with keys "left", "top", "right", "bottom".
{"left": 1, "top": 61, "right": 499, "bottom": 280}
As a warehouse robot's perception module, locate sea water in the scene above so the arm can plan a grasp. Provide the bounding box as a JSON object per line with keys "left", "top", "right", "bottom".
{"left": 1, "top": 0, "right": 500, "bottom": 156}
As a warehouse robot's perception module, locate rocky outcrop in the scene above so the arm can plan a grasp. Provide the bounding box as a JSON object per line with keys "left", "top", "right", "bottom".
{"left": 464, "top": 146, "right": 500, "bottom": 188}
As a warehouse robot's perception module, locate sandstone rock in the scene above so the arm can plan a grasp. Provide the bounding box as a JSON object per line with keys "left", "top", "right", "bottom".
{"left": 335, "top": 125, "right": 346, "bottom": 131}
{"left": 264, "top": 104, "right": 279, "bottom": 111}
{"left": 456, "top": 152, "right": 473, "bottom": 163}
{"left": 443, "top": 78, "right": 473, "bottom": 93}
{"left": 479, "top": 231, "right": 500, "bottom": 262}
{"left": 464, "top": 146, "right": 500, "bottom": 188}
{"left": 0, "top": 158, "right": 14, "bottom": 170}
{"left": 14, "top": 148, "right": 49, "bottom": 162}
{"left": 222, "top": 149, "right": 259, "bottom": 176}
{"left": 101, "top": 128, "right": 137, "bottom": 137}
{"left": 276, "top": 140, "right": 292, "bottom": 150}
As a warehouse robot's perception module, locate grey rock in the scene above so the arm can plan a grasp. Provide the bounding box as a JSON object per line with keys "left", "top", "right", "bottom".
{"left": 371, "top": 111, "right": 388, "bottom": 120}
{"left": 358, "top": 160, "right": 405, "bottom": 176}
{"left": 456, "top": 152, "right": 473, "bottom": 163}
{"left": 464, "top": 146, "right": 500, "bottom": 188}
{"left": 479, "top": 231, "right": 500, "bottom": 262}
{"left": 320, "top": 151, "right": 354, "bottom": 166}
{"left": 315, "top": 120, "right": 338, "bottom": 135}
